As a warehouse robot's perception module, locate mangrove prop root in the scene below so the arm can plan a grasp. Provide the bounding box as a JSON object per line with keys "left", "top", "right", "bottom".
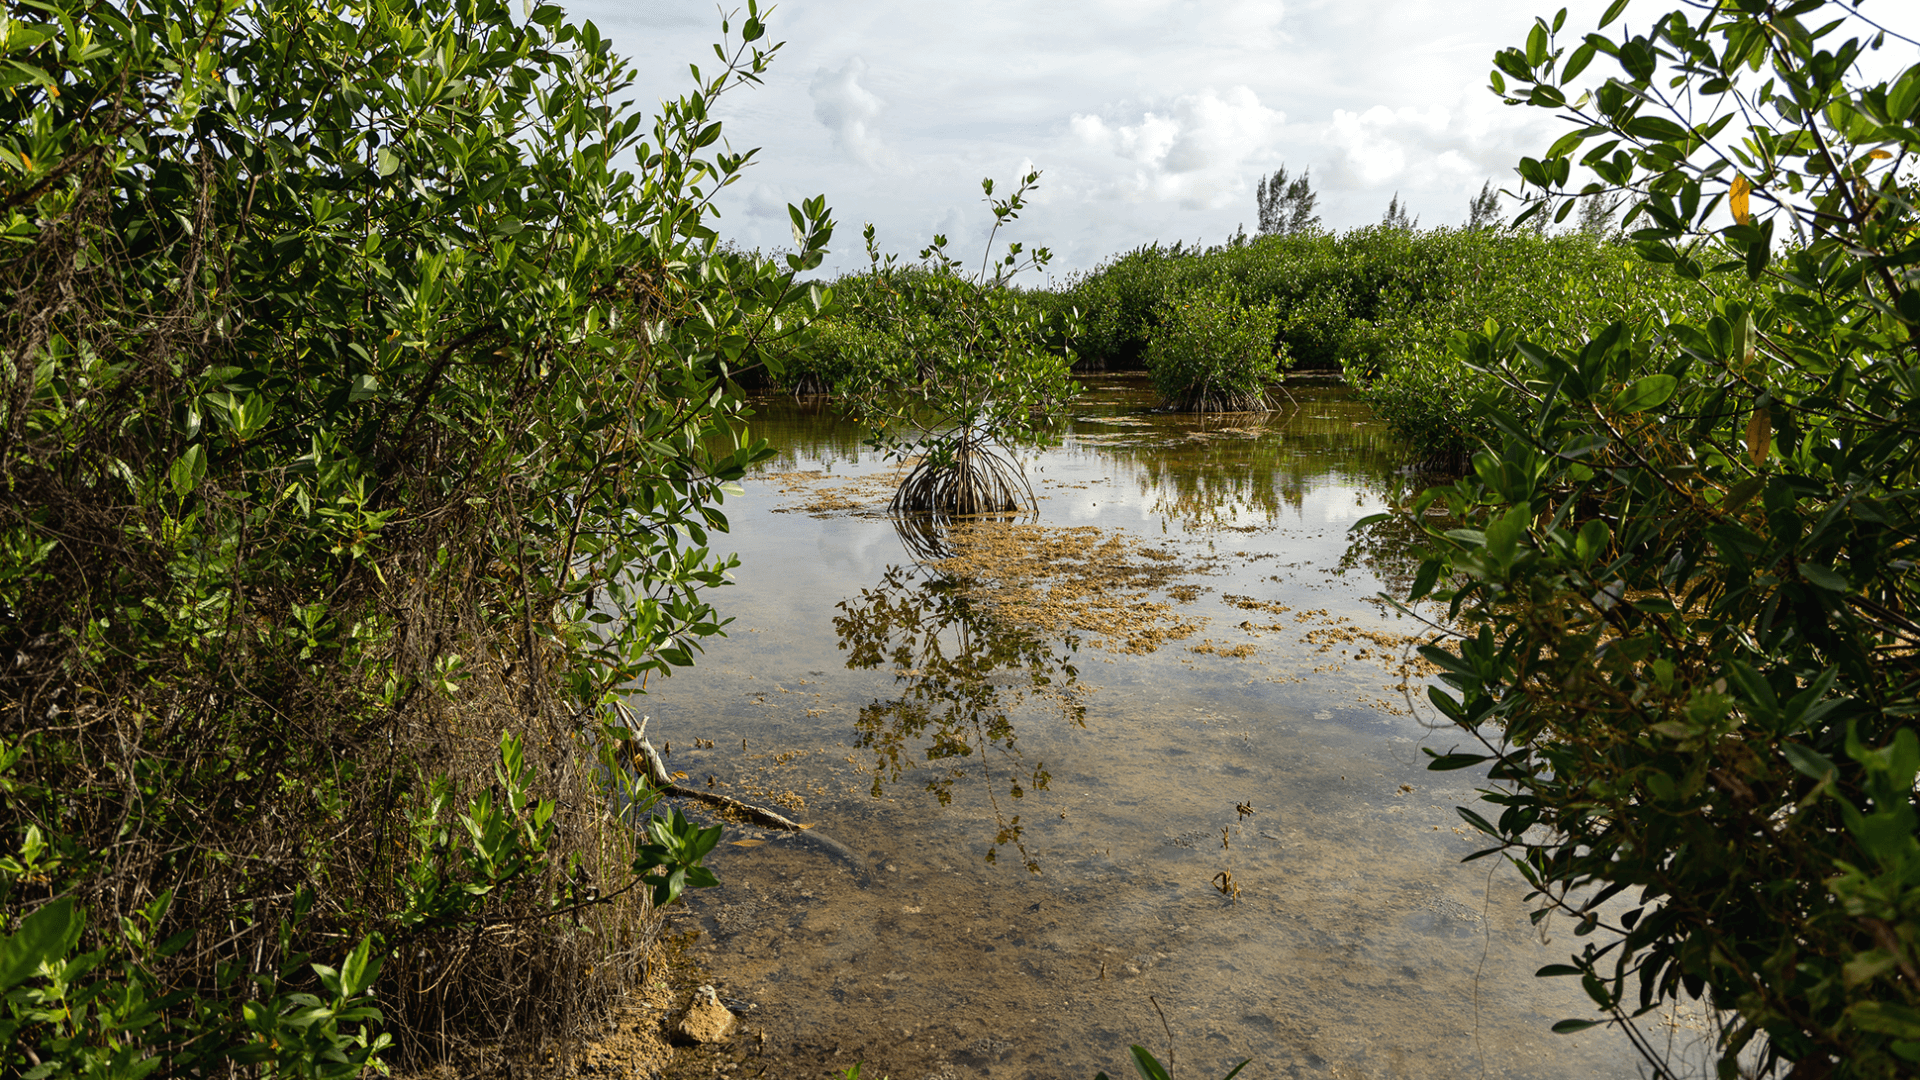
{"left": 888, "top": 439, "right": 1033, "bottom": 520}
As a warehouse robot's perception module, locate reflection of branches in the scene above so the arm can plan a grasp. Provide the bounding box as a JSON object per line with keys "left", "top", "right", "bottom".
{"left": 1338, "top": 504, "right": 1441, "bottom": 598}
{"left": 892, "top": 502, "right": 1031, "bottom": 563}
{"left": 1085, "top": 390, "right": 1412, "bottom": 530}
{"left": 833, "top": 563, "right": 1085, "bottom": 873}
{"left": 893, "top": 512, "right": 955, "bottom": 562}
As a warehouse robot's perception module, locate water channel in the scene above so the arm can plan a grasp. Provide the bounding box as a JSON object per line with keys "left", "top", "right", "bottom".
{"left": 630, "top": 376, "right": 1692, "bottom": 1079}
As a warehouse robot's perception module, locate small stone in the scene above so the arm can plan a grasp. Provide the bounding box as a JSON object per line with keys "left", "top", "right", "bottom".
{"left": 669, "top": 985, "right": 737, "bottom": 1045}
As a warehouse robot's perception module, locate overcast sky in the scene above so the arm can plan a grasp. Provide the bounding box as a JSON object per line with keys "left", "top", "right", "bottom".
{"left": 569, "top": 0, "right": 1902, "bottom": 277}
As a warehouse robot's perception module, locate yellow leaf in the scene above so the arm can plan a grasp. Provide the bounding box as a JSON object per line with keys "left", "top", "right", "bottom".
{"left": 1746, "top": 405, "right": 1771, "bottom": 467}
{"left": 670, "top": 771, "right": 688, "bottom": 780}
{"left": 1730, "top": 175, "right": 1751, "bottom": 225}
{"left": 1867, "top": 149, "right": 1892, "bottom": 160}
{"left": 729, "top": 838, "right": 766, "bottom": 847}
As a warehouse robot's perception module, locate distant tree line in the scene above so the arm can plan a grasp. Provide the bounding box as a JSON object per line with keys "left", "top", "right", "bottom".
{"left": 1253, "top": 166, "right": 1622, "bottom": 238}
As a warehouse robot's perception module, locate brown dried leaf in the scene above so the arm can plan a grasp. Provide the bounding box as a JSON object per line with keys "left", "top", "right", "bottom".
{"left": 1746, "top": 406, "right": 1771, "bottom": 466}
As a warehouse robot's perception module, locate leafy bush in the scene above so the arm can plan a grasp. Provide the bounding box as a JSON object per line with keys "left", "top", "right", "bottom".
{"left": 1406, "top": 1, "right": 1920, "bottom": 1076}
{"left": 1144, "top": 280, "right": 1285, "bottom": 411}
{"left": 1059, "top": 226, "right": 1735, "bottom": 461}
{"left": 836, "top": 175, "right": 1081, "bottom": 522}
{"left": 0, "top": 0, "right": 828, "bottom": 1072}
{"left": 767, "top": 317, "right": 889, "bottom": 395}
{"left": 1067, "top": 243, "right": 1189, "bottom": 368}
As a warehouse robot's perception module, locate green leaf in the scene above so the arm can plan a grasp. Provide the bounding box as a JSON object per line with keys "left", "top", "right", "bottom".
{"left": 1127, "top": 1046, "right": 1173, "bottom": 1080}
{"left": 1851, "top": 1002, "right": 1920, "bottom": 1039}
{"left": 0, "top": 898, "right": 80, "bottom": 992}
{"left": 1429, "top": 686, "right": 1468, "bottom": 722}
{"left": 1801, "top": 563, "right": 1848, "bottom": 592}
{"left": 339, "top": 934, "right": 383, "bottom": 999}
{"left": 1456, "top": 806, "right": 1499, "bottom": 836}
{"left": 1409, "top": 558, "right": 1443, "bottom": 601}
{"left": 1484, "top": 503, "right": 1531, "bottom": 564}
{"left": 1576, "top": 518, "right": 1611, "bottom": 563}
{"left": 1562, "top": 42, "right": 1597, "bottom": 83}
{"left": 1552, "top": 1018, "right": 1604, "bottom": 1033}
{"left": 1782, "top": 742, "right": 1837, "bottom": 781}
{"left": 168, "top": 444, "right": 206, "bottom": 498}
{"left": 1612, "top": 374, "right": 1677, "bottom": 412}
{"left": 1624, "top": 116, "right": 1689, "bottom": 142}
{"left": 1746, "top": 217, "right": 1773, "bottom": 280}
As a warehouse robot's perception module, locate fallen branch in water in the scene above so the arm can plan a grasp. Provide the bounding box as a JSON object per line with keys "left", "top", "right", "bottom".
{"left": 609, "top": 701, "right": 809, "bottom": 830}
{"left": 607, "top": 704, "right": 869, "bottom": 877}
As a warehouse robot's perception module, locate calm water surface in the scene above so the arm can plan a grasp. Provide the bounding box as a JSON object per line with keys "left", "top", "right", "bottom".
{"left": 630, "top": 377, "right": 1681, "bottom": 1080}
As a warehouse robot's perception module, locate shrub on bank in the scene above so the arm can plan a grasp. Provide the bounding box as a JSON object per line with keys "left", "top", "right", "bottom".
{"left": 773, "top": 318, "right": 891, "bottom": 395}
{"left": 1412, "top": 0, "right": 1920, "bottom": 1074}
{"left": 0, "top": 0, "right": 828, "bottom": 1073}
{"left": 1145, "top": 280, "right": 1286, "bottom": 411}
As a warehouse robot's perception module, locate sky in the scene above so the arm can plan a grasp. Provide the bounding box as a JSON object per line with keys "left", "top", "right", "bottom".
{"left": 568, "top": 0, "right": 1907, "bottom": 277}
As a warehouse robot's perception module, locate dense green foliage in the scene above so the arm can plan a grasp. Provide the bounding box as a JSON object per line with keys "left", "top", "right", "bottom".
{"left": 1063, "top": 226, "right": 1747, "bottom": 461}
{"left": 804, "top": 176, "right": 1079, "bottom": 522}
{"left": 1143, "top": 278, "right": 1285, "bottom": 411}
{"left": 1406, "top": 0, "right": 1920, "bottom": 1075}
{"left": 0, "top": 0, "right": 829, "bottom": 1072}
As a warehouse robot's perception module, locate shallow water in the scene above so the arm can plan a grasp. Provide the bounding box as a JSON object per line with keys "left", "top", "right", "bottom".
{"left": 630, "top": 377, "right": 1686, "bottom": 1079}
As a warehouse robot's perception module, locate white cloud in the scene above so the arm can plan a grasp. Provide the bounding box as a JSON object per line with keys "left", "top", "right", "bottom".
{"left": 580, "top": 0, "right": 1883, "bottom": 269}
{"left": 809, "top": 57, "right": 891, "bottom": 169}
{"left": 1324, "top": 104, "right": 1448, "bottom": 187}
{"left": 1069, "top": 87, "right": 1284, "bottom": 209}
{"left": 742, "top": 183, "right": 793, "bottom": 221}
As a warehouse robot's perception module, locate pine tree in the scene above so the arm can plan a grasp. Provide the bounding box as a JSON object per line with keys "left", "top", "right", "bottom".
{"left": 1575, "top": 191, "right": 1624, "bottom": 239}
{"left": 1255, "top": 166, "right": 1321, "bottom": 236}
{"left": 1467, "top": 180, "right": 1502, "bottom": 229}
{"left": 1285, "top": 170, "right": 1319, "bottom": 234}
{"left": 1382, "top": 192, "right": 1418, "bottom": 230}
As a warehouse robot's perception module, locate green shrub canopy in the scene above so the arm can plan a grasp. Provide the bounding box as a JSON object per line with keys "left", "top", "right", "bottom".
{"left": 0, "top": 0, "right": 831, "bottom": 1071}
{"left": 1403, "top": 0, "right": 1920, "bottom": 1075}
{"left": 1144, "top": 279, "right": 1284, "bottom": 411}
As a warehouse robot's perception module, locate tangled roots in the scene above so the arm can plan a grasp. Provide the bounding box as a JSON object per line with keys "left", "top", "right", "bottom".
{"left": 1167, "top": 384, "right": 1271, "bottom": 413}
{"left": 889, "top": 443, "right": 1031, "bottom": 521}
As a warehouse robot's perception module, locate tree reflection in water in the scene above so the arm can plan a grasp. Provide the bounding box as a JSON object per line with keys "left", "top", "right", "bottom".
{"left": 1337, "top": 475, "right": 1452, "bottom": 598}
{"left": 833, "top": 562, "right": 1085, "bottom": 873}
